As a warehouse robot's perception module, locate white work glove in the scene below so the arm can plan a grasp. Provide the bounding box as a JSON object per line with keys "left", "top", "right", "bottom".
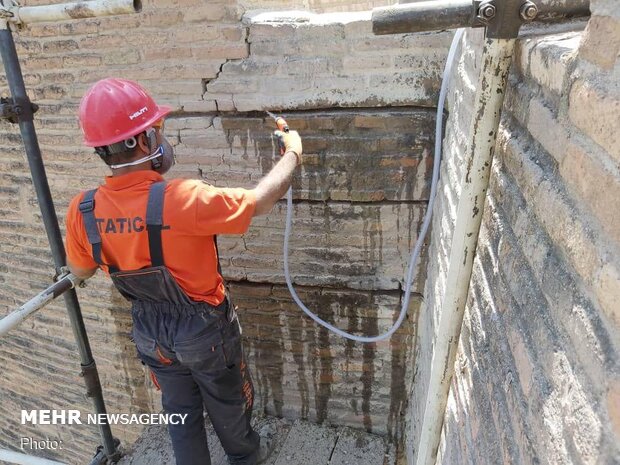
{"left": 274, "top": 130, "right": 302, "bottom": 164}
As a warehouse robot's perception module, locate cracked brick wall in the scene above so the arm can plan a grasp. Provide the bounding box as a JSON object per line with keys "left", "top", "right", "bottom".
{"left": 0, "top": 0, "right": 440, "bottom": 463}
{"left": 407, "top": 1, "right": 620, "bottom": 464}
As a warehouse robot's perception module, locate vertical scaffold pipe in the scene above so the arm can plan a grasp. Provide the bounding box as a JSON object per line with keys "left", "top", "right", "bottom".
{"left": 0, "top": 25, "right": 119, "bottom": 462}
{"left": 415, "top": 37, "right": 516, "bottom": 465}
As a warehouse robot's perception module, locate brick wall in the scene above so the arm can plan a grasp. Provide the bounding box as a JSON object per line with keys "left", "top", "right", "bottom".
{"left": 408, "top": 1, "right": 620, "bottom": 463}
{"left": 0, "top": 1, "right": 448, "bottom": 463}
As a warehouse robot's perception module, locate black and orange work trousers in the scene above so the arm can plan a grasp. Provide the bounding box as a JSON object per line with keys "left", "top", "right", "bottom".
{"left": 131, "top": 299, "right": 259, "bottom": 465}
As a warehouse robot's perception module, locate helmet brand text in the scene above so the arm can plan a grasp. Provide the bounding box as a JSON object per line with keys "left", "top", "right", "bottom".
{"left": 129, "top": 106, "right": 148, "bottom": 120}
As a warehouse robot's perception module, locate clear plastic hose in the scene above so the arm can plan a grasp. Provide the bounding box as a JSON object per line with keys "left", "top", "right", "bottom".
{"left": 283, "top": 29, "right": 465, "bottom": 342}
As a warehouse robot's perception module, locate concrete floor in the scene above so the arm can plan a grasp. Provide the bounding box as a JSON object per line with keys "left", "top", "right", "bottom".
{"left": 117, "top": 415, "right": 396, "bottom": 465}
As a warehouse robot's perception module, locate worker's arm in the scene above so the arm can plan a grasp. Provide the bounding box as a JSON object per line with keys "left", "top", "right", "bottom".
{"left": 252, "top": 130, "right": 302, "bottom": 216}
{"left": 67, "top": 259, "right": 98, "bottom": 280}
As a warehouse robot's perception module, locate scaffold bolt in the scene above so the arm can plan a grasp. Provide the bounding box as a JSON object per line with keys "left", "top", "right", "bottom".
{"left": 477, "top": 3, "right": 497, "bottom": 23}
{"left": 520, "top": 1, "right": 538, "bottom": 21}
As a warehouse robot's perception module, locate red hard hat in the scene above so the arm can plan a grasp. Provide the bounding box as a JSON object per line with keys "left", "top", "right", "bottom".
{"left": 79, "top": 78, "right": 172, "bottom": 147}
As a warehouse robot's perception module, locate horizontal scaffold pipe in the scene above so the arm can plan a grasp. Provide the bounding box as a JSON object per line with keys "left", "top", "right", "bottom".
{"left": 0, "top": 274, "right": 80, "bottom": 338}
{"left": 10, "top": 0, "right": 141, "bottom": 26}
{"left": 372, "top": 0, "right": 590, "bottom": 35}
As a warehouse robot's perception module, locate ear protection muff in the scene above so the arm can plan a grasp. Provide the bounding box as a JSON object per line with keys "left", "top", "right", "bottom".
{"left": 124, "top": 136, "right": 137, "bottom": 150}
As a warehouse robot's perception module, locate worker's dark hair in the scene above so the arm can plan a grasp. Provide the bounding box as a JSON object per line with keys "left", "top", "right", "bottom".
{"left": 94, "top": 133, "right": 143, "bottom": 166}
{"left": 96, "top": 148, "right": 137, "bottom": 166}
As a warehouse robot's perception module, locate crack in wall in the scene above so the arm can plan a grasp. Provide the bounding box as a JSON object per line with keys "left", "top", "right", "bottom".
{"left": 202, "top": 25, "right": 251, "bottom": 113}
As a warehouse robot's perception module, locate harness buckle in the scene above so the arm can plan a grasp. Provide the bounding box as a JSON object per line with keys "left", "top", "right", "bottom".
{"left": 79, "top": 198, "right": 95, "bottom": 213}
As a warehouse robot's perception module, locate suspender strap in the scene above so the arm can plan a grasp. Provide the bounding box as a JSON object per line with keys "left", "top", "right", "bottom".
{"left": 146, "top": 181, "right": 166, "bottom": 267}
{"left": 78, "top": 189, "right": 119, "bottom": 274}
{"left": 79, "top": 189, "right": 102, "bottom": 265}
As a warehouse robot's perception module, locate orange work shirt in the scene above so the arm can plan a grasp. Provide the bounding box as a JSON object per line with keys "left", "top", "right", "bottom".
{"left": 65, "top": 170, "right": 256, "bottom": 306}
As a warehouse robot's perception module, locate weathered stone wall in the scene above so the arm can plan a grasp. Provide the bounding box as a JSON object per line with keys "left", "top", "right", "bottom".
{"left": 239, "top": 0, "right": 395, "bottom": 12}
{"left": 0, "top": 1, "right": 447, "bottom": 463}
{"left": 408, "top": 0, "right": 620, "bottom": 463}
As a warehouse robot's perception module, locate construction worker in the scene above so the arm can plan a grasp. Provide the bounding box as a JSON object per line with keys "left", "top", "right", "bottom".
{"left": 64, "top": 78, "right": 302, "bottom": 465}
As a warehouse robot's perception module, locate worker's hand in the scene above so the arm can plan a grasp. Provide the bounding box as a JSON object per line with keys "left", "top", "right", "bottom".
{"left": 274, "top": 130, "right": 302, "bottom": 162}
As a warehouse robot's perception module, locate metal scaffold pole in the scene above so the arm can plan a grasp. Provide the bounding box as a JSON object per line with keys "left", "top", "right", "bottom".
{"left": 0, "top": 1, "right": 139, "bottom": 462}
{"left": 415, "top": 36, "right": 516, "bottom": 465}
{"left": 0, "top": 274, "right": 81, "bottom": 337}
